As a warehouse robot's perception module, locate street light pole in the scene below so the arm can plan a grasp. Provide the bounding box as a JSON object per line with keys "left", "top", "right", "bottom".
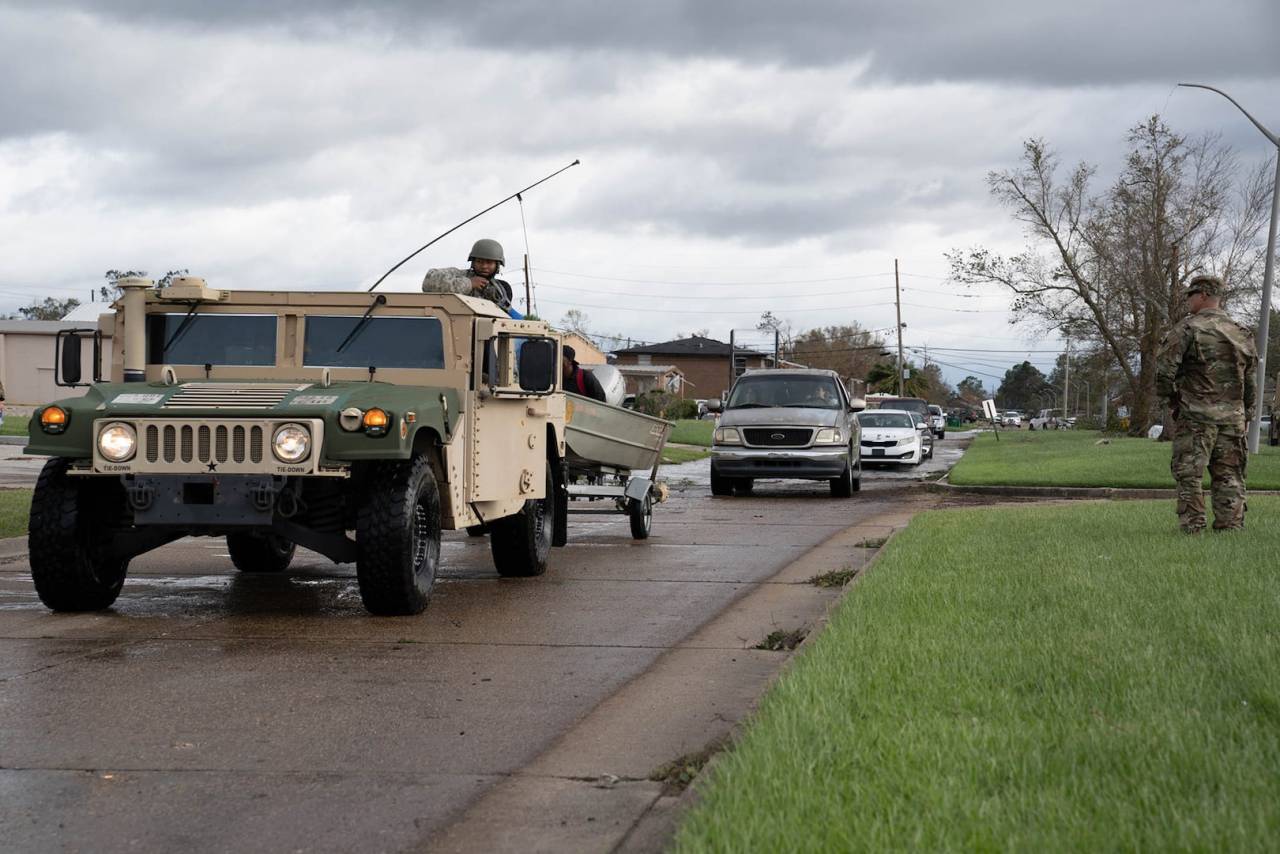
{"left": 1178, "top": 83, "right": 1280, "bottom": 453}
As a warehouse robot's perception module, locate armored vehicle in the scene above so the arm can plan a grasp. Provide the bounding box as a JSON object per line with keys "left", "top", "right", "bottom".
{"left": 27, "top": 277, "right": 567, "bottom": 615}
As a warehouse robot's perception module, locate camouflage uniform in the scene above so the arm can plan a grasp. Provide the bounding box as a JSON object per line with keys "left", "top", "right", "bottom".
{"left": 421, "top": 267, "right": 512, "bottom": 309}
{"left": 1155, "top": 277, "right": 1257, "bottom": 533}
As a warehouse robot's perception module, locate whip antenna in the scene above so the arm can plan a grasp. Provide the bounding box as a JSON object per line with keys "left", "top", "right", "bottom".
{"left": 367, "top": 159, "right": 580, "bottom": 292}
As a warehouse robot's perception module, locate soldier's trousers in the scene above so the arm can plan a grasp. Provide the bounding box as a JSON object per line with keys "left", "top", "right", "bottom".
{"left": 1170, "top": 420, "right": 1247, "bottom": 531}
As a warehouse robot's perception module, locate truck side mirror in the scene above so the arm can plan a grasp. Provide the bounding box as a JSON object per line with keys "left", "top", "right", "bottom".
{"left": 517, "top": 338, "right": 557, "bottom": 392}
{"left": 55, "top": 328, "right": 102, "bottom": 388}
{"left": 60, "top": 334, "right": 82, "bottom": 385}
{"left": 705, "top": 398, "right": 723, "bottom": 414}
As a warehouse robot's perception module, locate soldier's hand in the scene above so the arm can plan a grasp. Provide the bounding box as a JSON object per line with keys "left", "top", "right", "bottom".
{"left": 469, "top": 276, "right": 488, "bottom": 291}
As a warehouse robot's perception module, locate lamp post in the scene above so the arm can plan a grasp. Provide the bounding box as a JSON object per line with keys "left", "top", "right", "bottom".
{"left": 1178, "top": 83, "right": 1280, "bottom": 453}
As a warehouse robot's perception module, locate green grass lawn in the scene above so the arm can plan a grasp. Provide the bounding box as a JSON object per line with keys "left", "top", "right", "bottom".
{"left": 950, "top": 428, "right": 1280, "bottom": 490}
{"left": 677, "top": 498, "right": 1280, "bottom": 852}
{"left": 661, "top": 446, "right": 711, "bottom": 465}
{"left": 0, "top": 489, "right": 31, "bottom": 538}
{"left": 1, "top": 414, "right": 29, "bottom": 436}
{"left": 670, "top": 419, "right": 714, "bottom": 447}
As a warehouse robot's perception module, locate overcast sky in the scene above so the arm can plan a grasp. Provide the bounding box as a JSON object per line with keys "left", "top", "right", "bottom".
{"left": 1, "top": 0, "right": 1277, "bottom": 387}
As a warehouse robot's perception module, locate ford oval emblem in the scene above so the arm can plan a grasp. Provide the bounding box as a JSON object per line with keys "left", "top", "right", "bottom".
{"left": 771, "top": 432, "right": 786, "bottom": 440}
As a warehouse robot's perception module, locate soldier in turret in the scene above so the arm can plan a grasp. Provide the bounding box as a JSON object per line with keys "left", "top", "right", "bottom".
{"left": 1155, "top": 274, "right": 1258, "bottom": 533}
{"left": 422, "top": 238, "right": 522, "bottom": 317}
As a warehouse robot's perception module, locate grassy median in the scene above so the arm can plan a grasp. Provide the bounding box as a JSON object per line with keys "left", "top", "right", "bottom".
{"left": 0, "top": 489, "right": 31, "bottom": 539}
{"left": 676, "top": 498, "right": 1280, "bottom": 852}
{"left": 949, "top": 429, "right": 1280, "bottom": 490}
{"left": 1, "top": 414, "right": 29, "bottom": 436}
{"left": 670, "top": 419, "right": 714, "bottom": 447}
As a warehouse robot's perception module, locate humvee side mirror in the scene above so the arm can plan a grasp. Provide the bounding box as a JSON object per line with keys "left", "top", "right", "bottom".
{"left": 517, "top": 338, "right": 557, "bottom": 393}
{"left": 55, "top": 328, "right": 101, "bottom": 387}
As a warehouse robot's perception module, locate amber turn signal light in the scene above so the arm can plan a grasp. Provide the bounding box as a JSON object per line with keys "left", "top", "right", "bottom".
{"left": 362, "top": 407, "right": 390, "bottom": 436}
{"left": 40, "top": 406, "right": 69, "bottom": 434}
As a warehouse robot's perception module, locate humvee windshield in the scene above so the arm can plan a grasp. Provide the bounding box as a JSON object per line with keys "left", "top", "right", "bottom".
{"left": 147, "top": 314, "right": 277, "bottom": 366}
{"left": 727, "top": 375, "right": 842, "bottom": 410}
{"left": 304, "top": 316, "right": 445, "bottom": 369}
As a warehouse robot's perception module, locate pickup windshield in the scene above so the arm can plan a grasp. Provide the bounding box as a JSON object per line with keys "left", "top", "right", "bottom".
{"left": 304, "top": 316, "right": 445, "bottom": 369}
{"left": 858, "top": 412, "right": 914, "bottom": 429}
{"left": 727, "top": 375, "right": 842, "bottom": 410}
{"left": 147, "top": 314, "right": 277, "bottom": 366}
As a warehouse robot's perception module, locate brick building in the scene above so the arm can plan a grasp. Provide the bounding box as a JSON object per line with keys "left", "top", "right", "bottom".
{"left": 612, "top": 336, "right": 770, "bottom": 400}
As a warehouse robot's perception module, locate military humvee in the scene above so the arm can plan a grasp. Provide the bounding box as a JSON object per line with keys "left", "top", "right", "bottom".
{"left": 27, "top": 276, "right": 567, "bottom": 615}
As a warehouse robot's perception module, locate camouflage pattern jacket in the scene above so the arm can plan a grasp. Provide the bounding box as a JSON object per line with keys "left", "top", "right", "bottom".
{"left": 1155, "top": 308, "right": 1257, "bottom": 428}
{"left": 421, "top": 267, "right": 512, "bottom": 310}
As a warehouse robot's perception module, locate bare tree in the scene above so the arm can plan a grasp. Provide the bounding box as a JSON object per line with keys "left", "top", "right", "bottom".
{"left": 949, "top": 117, "right": 1271, "bottom": 434}
{"left": 558, "top": 309, "right": 591, "bottom": 337}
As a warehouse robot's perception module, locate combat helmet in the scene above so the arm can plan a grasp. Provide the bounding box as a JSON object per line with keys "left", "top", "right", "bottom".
{"left": 468, "top": 238, "right": 505, "bottom": 268}
{"left": 1186, "top": 273, "right": 1224, "bottom": 298}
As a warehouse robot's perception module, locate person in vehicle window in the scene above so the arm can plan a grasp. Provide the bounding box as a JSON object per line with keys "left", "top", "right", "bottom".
{"left": 421, "top": 238, "right": 523, "bottom": 318}
{"left": 561, "top": 346, "right": 606, "bottom": 401}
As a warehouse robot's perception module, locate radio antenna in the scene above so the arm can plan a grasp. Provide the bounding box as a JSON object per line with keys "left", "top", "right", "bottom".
{"left": 367, "top": 159, "right": 580, "bottom": 292}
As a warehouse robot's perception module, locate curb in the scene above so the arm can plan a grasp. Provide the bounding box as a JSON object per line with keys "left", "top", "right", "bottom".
{"left": 924, "top": 480, "right": 1280, "bottom": 500}
{"left": 0, "top": 535, "right": 29, "bottom": 563}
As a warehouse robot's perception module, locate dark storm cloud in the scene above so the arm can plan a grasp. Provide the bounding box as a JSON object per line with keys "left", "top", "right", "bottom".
{"left": 26, "top": 0, "right": 1280, "bottom": 84}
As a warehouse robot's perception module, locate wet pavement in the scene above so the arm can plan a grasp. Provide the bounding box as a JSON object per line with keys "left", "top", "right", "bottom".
{"left": 0, "top": 434, "right": 973, "bottom": 852}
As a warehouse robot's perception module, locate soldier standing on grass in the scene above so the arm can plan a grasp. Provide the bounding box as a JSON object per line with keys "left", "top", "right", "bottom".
{"left": 1155, "top": 274, "right": 1258, "bottom": 534}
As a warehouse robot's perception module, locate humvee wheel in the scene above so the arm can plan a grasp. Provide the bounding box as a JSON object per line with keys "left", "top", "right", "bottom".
{"left": 356, "top": 455, "right": 441, "bottom": 615}
{"left": 227, "top": 533, "right": 295, "bottom": 573}
{"left": 490, "top": 463, "right": 554, "bottom": 577}
{"left": 627, "top": 492, "right": 652, "bottom": 540}
{"left": 29, "top": 458, "right": 130, "bottom": 611}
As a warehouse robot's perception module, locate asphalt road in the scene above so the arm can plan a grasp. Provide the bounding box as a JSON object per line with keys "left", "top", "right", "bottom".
{"left": 0, "top": 433, "right": 973, "bottom": 852}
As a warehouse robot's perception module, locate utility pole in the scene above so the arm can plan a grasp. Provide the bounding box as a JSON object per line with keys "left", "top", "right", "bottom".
{"left": 894, "top": 258, "right": 905, "bottom": 397}
{"left": 1063, "top": 337, "right": 1070, "bottom": 418}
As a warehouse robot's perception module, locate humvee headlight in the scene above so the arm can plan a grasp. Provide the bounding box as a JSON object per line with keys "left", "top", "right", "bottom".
{"left": 362, "top": 408, "right": 390, "bottom": 437}
{"left": 40, "top": 406, "right": 69, "bottom": 434}
{"left": 713, "top": 427, "right": 741, "bottom": 445}
{"left": 272, "top": 423, "right": 311, "bottom": 463}
{"left": 97, "top": 422, "right": 137, "bottom": 462}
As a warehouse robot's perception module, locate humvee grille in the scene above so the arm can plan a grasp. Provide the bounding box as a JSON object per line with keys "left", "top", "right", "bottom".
{"left": 163, "top": 383, "right": 309, "bottom": 410}
{"left": 142, "top": 422, "right": 266, "bottom": 466}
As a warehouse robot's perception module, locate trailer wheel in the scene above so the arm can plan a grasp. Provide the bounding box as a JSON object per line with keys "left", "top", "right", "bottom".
{"left": 29, "top": 458, "right": 130, "bottom": 611}
{"left": 355, "top": 455, "right": 441, "bottom": 616}
{"left": 227, "top": 533, "right": 295, "bottom": 573}
{"left": 490, "top": 463, "right": 554, "bottom": 577}
{"left": 628, "top": 492, "right": 653, "bottom": 540}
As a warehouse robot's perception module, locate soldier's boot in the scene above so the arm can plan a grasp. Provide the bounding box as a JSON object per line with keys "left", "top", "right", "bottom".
{"left": 1174, "top": 479, "right": 1206, "bottom": 534}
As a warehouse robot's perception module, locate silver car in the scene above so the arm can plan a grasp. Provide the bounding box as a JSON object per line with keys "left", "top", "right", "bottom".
{"left": 710, "top": 369, "right": 861, "bottom": 497}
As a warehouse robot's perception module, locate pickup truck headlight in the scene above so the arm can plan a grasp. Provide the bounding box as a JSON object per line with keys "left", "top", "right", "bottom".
{"left": 272, "top": 423, "right": 311, "bottom": 463}
{"left": 97, "top": 422, "right": 137, "bottom": 462}
{"left": 814, "top": 428, "right": 843, "bottom": 445}
{"left": 714, "top": 427, "right": 741, "bottom": 445}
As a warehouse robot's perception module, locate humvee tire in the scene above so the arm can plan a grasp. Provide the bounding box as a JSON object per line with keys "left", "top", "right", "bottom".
{"left": 490, "top": 463, "right": 554, "bottom": 577}
{"left": 227, "top": 533, "right": 295, "bottom": 574}
{"left": 29, "top": 458, "right": 130, "bottom": 611}
{"left": 628, "top": 493, "right": 652, "bottom": 540}
{"left": 710, "top": 464, "right": 732, "bottom": 497}
{"left": 356, "top": 455, "right": 441, "bottom": 615}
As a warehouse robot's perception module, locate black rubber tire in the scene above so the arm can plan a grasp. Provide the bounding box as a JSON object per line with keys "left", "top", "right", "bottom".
{"left": 355, "top": 455, "right": 441, "bottom": 616}
{"left": 490, "top": 464, "right": 554, "bottom": 577}
{"left": 830, "top": 452, "right": 856, "bottom": 498}
{"left": 226, "top": 533, "right": 295, "bottom": 573}
{"left": 851, "top": 456, "right": 862, "bottom": 492}
{"left": 29, "top": 458, "right": 130, "bottom": 611}
{"left": 628, "top": 493, "right": 653, "bottom": 540}
{"left": 466, "top": 525, "right": 488, "bottom": 537}
{"left": 552, "top": 462, "right": 568, "bottom": 548}
{"left": 733, "top": 478, "right": 754, "bottom": 496}
{"left": 938, "top": 431, "right": 946, "bottom": 440}
{"left": 710, "top": 463, "right": 732, "bottom": 497}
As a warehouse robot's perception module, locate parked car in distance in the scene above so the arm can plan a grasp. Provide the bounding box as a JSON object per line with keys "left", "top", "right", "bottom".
{"left": 869, "top": 396, "right": 931, "bottom": 427}
{"left": 1029, "top": 408, "right": 1063, "bottom": 430}
{"left": 1001, "top": 411, "right": 1022, "bottom": 428}
{"left": 710, "top": 369, "right": 861, "bottom": 497}
{"left": 857, "top": 409, "right": 925, "bottom": 466}
{"left": 928, "top": 404, "right": 945, "bottom": 439}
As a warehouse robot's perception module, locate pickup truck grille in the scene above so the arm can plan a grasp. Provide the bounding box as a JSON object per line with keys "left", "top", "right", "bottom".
{"left": 742, "top": 427, "right": 813, "bottom": 448}
{"left": 163, "top": 383, "right": 309, "bottom": 410}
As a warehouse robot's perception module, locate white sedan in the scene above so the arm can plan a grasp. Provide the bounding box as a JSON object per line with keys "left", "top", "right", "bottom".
{"left": 856, "top": 409, "right": 925, "bottom": 465}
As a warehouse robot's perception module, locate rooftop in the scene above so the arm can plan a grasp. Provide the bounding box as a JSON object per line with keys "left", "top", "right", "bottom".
{"left": 614, "top": 336, "right": 767, "bottom": 357}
